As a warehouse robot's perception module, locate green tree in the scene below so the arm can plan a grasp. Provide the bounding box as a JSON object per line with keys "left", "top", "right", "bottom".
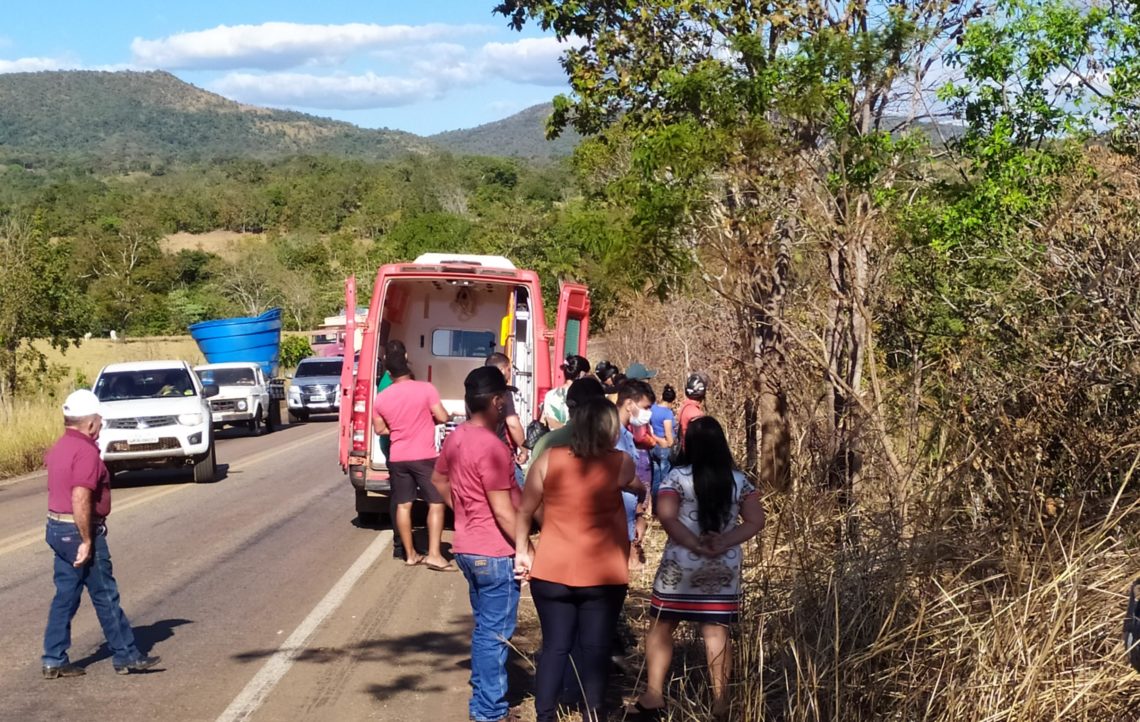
{"left": 0, "top": 214, "right": 88, "bottom": 399}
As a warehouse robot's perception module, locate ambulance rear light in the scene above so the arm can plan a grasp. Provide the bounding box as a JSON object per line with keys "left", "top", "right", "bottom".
{"left": 352, "top": 430, "right": 366, "bottom": 443}
{"left": 354, "top": 400, "right": 366, "bottom": 413}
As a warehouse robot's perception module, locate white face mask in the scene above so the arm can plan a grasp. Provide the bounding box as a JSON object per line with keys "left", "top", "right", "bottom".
{"left": 631, "top": 407, "right": 653, "bottom": 427}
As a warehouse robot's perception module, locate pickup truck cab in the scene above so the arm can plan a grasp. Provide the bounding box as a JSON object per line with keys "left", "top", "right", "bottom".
{"left": 287, "top": 357, "right": 344, "bottom": 421}
{"left": 92, "top": 360, "right": 220, "bottom": 483}
{"left": 194, "top": 362, "right": 274, "bottom": 435}
{"left": 338, "top": 253, "right": 589, "bottom": 522}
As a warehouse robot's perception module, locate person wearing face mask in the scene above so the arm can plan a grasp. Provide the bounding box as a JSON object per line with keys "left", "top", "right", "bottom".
{"left": 616, "top": 381, "right": 654, "bottom": 564}
{"left": 432, "top": 366, "right": 525, "bottom": 722}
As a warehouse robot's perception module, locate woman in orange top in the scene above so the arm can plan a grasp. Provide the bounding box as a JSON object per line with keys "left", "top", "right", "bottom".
{"left": 515, "top": 397, "right": 643, "bottom": 722}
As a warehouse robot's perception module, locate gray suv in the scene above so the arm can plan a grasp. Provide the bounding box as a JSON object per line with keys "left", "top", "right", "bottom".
{"left": 287, "top": 357, "right": 343, "bottom": 421}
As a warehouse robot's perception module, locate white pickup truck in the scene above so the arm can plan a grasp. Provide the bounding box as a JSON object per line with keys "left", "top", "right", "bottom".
{"left": 93, "top": 360, "right": 220, "bottom": 483}
{"left": 194, "top": 362, "right": 275, "bottom": 435}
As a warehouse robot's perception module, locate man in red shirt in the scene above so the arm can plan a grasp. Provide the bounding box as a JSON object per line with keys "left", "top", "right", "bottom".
{"left": 677, "top": 372, "right": 709, "bottom": 449}
{"left": 373, "top": 340, "right": 451, "bottom": 570}
{"left": 41, "top": 390, "right": 160, "bottom": 678}
{"left": 432, "top": 366, "right": 523, "bottom": 722}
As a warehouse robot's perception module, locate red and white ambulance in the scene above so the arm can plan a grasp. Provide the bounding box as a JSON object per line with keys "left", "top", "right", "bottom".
{"left": 337, "top": 253, "right": 590, "bottom": 521}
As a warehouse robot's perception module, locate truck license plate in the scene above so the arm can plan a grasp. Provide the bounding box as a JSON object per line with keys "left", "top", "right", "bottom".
{"left": 130, "top": 436, "right": 159, "bottom": 446}
{"left": 307, "top": 394, "right": 326, "bottom": 402}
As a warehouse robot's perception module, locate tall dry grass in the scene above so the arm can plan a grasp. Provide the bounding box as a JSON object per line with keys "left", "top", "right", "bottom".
{"left": 0, "top": 336, "right": 203, "bottom": 478}
{"left": 597, "top": 281, "right": 1140, "bottom": 721}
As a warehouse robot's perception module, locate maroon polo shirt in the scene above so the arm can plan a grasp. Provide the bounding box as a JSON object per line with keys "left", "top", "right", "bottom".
{"left": 45, "top": 428, "right": 111, "bottom": 518}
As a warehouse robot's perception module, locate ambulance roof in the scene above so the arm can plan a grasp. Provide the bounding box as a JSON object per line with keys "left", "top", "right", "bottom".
{"left": 412, "top": 253, "right": 516, "bottom": 270}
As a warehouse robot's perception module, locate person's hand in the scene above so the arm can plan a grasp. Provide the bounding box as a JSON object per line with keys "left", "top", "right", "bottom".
{"left": 694, "top": 533, "right": 723, "bottom": 557}
{"left": 633, "top": 516, "right": 648, "bottom": 545}
{"left": 73, "top": 542, "right": 92, "bottom": 568}
{"left": 514, "top": 548, "right": 533, "bottom": 581}
{"left": 516, "top": 447, "right": 530, "bottom": 465}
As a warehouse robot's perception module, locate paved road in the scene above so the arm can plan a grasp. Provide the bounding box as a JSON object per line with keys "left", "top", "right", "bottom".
{"left": 0, "top": 421, "right": 487, "bottom": 722}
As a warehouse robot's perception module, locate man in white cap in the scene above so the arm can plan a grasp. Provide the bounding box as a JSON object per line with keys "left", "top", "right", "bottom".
{"left": 41, "top": 389, "right": 160, "bottom": 678}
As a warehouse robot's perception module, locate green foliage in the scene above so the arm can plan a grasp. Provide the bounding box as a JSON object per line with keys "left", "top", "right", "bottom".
{"left": 0, "top": 215, "right": 90, "bottom": 397}
{"left": 0, "top": 70, "right": 430, "bottom": 170}
{"left": 279, "top": 335, "right": 313, "bottom": 370}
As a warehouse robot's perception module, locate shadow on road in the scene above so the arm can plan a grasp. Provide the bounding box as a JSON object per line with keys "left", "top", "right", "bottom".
{"left": 231, "top": 617, "right": 533, "bottom": 706}
{"left": 74, "top": 618, "right": 194, "bottom": 667}
{"left": 112, "top": 464, "right": 230, "bottom": 488}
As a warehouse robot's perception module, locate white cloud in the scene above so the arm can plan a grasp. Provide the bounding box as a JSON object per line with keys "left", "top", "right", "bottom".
{"left": 131, "top": 22, "right": 490, "bottom": 71}
{"left": 477, "top": 37, "right": 568, "bottom": 86}
{"left": 211, "top": 71, "right": 440, "bottom": 110}
{"left": 0, "top": 56, "right": 78, "bottom": 73}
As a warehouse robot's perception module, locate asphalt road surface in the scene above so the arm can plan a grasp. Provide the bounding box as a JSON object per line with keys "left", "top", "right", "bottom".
{"left": 0, "top": 420, "right": 485, "bottom": 722}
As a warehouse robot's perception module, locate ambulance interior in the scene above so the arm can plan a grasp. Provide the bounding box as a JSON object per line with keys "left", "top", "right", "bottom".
{"left": 370, "top": 277, "right": 536, "bottom": 469}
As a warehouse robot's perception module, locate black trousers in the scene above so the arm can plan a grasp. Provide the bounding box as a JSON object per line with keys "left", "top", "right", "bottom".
{"left": 530, "top": 579, "right": 627, "bottom": 722}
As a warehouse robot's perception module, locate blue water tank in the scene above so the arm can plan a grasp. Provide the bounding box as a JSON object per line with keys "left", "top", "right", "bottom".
{"left": 189, "top": 308, "right": 283, "bottom": 377}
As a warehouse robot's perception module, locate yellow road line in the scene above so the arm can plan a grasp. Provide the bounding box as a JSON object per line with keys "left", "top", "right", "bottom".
{"left": 0, "top": 427, "right": 337, "bottom": 558}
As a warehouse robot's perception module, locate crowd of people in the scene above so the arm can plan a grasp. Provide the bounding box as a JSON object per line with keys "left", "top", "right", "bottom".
{"left": 370, "top": 344, "right": 765, "bottom": 722}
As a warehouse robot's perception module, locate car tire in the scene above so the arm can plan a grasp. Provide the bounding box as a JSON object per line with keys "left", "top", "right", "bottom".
{"left": 264, "top": 404, "right": 275, "bottom": 434}
{"left": 290, "top": 410, "right": 309, "bottom": 423}
{"left": 193, "top": 443, "right": 217, "bottom": 484}
{"left": 248, "top": 411, "right": 263, "bottom": 436}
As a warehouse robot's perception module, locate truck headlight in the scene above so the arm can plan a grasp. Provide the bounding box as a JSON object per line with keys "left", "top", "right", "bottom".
{"left": 237, "top": 399, "right": 248, "bottom": 411}
{"left": 178, "top": 413, "right": 204, "bottom": 426}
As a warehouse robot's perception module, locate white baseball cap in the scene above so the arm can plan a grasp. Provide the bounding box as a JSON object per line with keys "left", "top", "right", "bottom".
{"left": 62, "top": 389, "right": 101, "bottom": 417}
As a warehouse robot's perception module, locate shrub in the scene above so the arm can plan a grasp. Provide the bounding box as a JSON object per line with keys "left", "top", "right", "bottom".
{"left": 279, "top": 334, "right": 312, "bottom": 370}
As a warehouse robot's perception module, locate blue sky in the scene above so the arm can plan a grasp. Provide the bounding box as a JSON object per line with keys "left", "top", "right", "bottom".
{"left": 0, "top": 1, "right": 568, "bottom": 135}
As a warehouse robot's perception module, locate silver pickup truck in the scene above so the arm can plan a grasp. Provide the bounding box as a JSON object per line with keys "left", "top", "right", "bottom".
{"left": 194, "top": 362, "right": 275, "bottom": 435}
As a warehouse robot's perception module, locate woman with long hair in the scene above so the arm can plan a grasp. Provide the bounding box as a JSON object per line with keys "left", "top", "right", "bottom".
{"left": 541, "top": 354, "right": 591, "bottom": 430}
{"left": 515, "top": 397, "right": 645, "bottom": 722}
{"left": 630, "top": 416, "right": 765, "bottom": 720}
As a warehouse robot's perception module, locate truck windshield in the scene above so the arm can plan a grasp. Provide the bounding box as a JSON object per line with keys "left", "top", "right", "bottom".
{"left": 95, "top": 369, "right": 196, "bottom": 401}
{"left": 296, "top": 360, "right": 343, "bottom": 378}
{"left": 202, "top": 368, "right": 256, "bottom": 386}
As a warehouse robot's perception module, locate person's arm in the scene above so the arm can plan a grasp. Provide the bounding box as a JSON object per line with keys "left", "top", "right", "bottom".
{"left": 431, "top": 470, "right": 452, "bottom": 510}
{"left": 372, "top": 412, "right": 389, "bottom": 436}
{"left": 70, "top": 486, "right": 94, "bottom": 567}
{"left": 504, "top": 414, "right": 526, "bottom": 449}
{"left": 709, "top": 493, "right": 766, "bottom": 552}
{"left": 661, "top": 419, "right": 675, "bottom": 448}
{"left": 514, "top": 450, "right": 548, "bottom": 578}
{"left": 656, "top": 490, "right": 711, "bottom": 556}
{"left": 487, "top": 489, "right": 517, "bottom": 544}
{"left": 618, "top": 455, "right": 645, "bottom": 502}
{"left": 430, "top": 402, "right": 449, "bottom": 424}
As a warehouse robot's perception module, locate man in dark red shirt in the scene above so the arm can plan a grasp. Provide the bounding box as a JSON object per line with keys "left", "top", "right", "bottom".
{"left": 41, "top": 389, "right": 160, "bottom": 678}
{"left": 432, "top": 367, "right": 523, "bottom": 722}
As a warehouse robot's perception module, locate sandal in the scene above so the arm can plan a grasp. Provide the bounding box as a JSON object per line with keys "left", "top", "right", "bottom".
{"left": 627, "top": 701, "right": 665, "bottom": 720}
{"left": 425, "top": 561, "right": 459, "bottom": 572}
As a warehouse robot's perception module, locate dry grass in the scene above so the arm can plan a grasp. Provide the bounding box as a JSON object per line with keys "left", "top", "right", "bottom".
{"left": 161, "top": 230, "right": 262, "bottom": 261}
{"left": 0, "top": 336, "right": 203, "bottom": 479}
{"left": 0, "top": 398, "right": 62, "bottom": 478}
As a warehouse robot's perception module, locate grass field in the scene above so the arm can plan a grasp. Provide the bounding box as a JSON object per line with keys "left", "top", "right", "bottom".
{"left": 0, "top": 336, "right": 203, "bottom": 478}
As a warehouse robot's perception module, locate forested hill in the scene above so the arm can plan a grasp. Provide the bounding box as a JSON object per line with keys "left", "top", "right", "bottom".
{"left": 0, "top": 70, "right": 431, "bottom": 165}
{"left": 430, "top": 103, "right": 581, "bottom": 160}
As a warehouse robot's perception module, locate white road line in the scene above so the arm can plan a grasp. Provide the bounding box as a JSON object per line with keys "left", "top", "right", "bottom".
{"left": 215, "top": 529, "right": 393, "bottom": 722}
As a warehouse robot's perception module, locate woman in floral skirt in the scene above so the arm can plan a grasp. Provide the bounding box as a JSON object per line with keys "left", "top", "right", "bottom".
{"left": 630, "top": 416, "right": 765, "bottom": 720}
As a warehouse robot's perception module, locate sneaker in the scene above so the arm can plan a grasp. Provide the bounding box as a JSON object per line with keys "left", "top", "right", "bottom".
{"left": 42, "top": 664, "right": 86, "bottom": 679}
{"left": 114, "top": 655, "right": 161, "bottom": 675}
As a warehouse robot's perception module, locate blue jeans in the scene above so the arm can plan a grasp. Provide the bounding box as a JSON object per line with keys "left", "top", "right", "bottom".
{"left": 650, "top": 447, "right": 672, "bottom": 511}
{"left": 455, "top": 554, "right": 521, "bottom": 722}
{"left": 514, "top": 463, "right": 525, "bottom": 489}
{"left": 43, "top": 519, "right": 141, "bottom": 668}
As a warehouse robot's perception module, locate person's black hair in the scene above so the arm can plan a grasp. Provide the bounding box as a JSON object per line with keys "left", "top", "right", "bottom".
{"left": 681, "top": 416, "right": 737, "bottom": 535}
{"left": 561, "top": 354, "right": 591, "bottom": 380}
{"left": 595, "top": 360, "right": 619, "bottom": 383}
{"left": 466, "top": 391, "right": 499, "bottom": 415}
{"left": 617, "top": 379, "right": 652, "bottom": 406}
{"left": 386, "top": 339, "right": 411, "bottom": 377}
{"left": 485, "top": 352, "right": 510, "bottom": 370}
{"left": 569, "top": 397, "right": 620, "bottom": 458}
{"left": 662, "top": 384, "right": 677, "bottom": 404}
